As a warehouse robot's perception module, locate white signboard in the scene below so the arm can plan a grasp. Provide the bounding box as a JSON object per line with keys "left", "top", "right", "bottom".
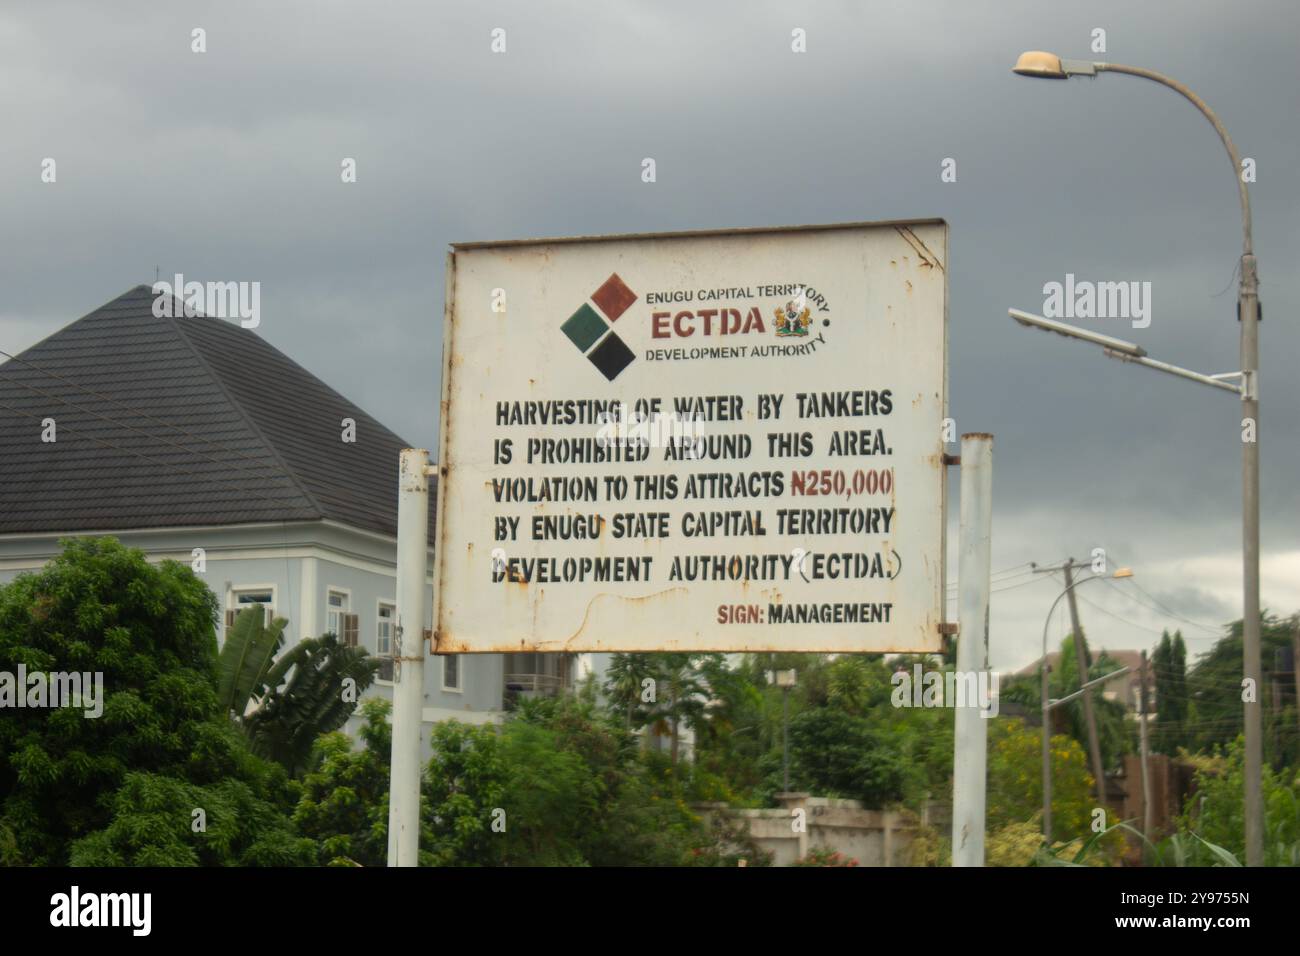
{"left": 433, "top": 220, "right": 948, "bottom": 653}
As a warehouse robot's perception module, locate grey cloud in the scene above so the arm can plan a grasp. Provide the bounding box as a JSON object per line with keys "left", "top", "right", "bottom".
{"left": 2, "top": 0, "right": 1296, "bottom": 665}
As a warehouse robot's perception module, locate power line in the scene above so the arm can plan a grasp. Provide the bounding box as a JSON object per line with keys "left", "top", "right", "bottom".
{"left": 947, "top": 562, "right": 1038, "bottom": 591}
{"left": 1096, "top": 574, "right": 1224, "bottom": 635}
{"left": 946, "top": 571, "right": 1064, "bottom": 604}
{"left": 1071, "top": 590, "right": 1171, "bottom": 637}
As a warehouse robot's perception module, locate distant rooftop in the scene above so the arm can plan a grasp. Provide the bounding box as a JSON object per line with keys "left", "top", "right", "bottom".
{"left": 1012, "top": 648, "right": 1146, "bottom": 679}
{"left": 0, "top": 285, "right": 431, "bottom": 539}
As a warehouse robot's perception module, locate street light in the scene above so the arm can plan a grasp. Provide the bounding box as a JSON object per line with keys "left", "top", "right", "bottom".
{"left": 1009, "top": 309, "right": 1147, "bottom": 358}
{"left": 1012, "top": 51, "right": 1097, "bottom": 79}
{"left": 1037, "top": 566, "right": 1133, "bottom": 842}
{"left": 1009, "top": 51, "right": 1263, "bottom": 866}
{"left": 768, "top": 669, "right": 798, "bottom": 791}
{"left": 1008, "top": 309, "right": 1246, "bottom": 396}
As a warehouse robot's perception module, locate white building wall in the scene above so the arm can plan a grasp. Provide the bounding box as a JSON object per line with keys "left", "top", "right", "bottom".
{"left": 0, "top": 522, "right": 507, "bottom": 761}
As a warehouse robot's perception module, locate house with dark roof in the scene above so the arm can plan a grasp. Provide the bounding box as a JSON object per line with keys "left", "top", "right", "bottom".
{"left": 0, "top": 286, "right": 581, "bottom": 744}
{"left": 1012, "top": 649, "right": 1151, "bottom": 715}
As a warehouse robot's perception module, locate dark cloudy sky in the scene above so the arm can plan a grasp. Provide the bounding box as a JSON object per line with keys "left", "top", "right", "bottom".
{"left": 2, "top": 0, "right": 1296, "bottom": 670}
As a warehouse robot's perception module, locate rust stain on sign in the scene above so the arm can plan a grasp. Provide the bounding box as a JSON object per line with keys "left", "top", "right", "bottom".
{"left": 894, "top": 225, "right": 944, "bottom": 272}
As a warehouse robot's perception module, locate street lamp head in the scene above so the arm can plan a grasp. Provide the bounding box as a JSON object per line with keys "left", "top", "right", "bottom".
{"left": 1013, "top": 51, "right": 1099, "bottom": 79}
{"left": 1013, "top": 51, "right": 1067, "bottom": 78}
{"left": 1112, "top": 567, "right": 1134, "bottom": 579}
{"left": 1008, "top": 309, "right": 1147, "bottom": 357}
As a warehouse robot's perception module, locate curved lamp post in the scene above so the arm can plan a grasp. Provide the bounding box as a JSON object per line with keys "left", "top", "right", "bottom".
{"left": 1012, "top": 51, "right": 1261, "bottom": 866}
{"left": 1039, "top": 566, "right": 1132, "bottom": 842}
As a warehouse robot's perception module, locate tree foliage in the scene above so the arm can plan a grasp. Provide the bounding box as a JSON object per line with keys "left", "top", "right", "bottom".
{"left": 243, "top": 632, "right": 378, "bottom": 776}
{"left": 293, "top": 697, "right": 394, "bottom": 866}
{"left": 1152, "top": 629, "right": 1189, "bottom": 755}
{"left": 1178, "top": 736, "right": 1300, "bottom": 866}
{"left": 1184, "top": 613, "right": 1299, "bottom": 767}
{"left": 986, "top": 718, "right": 1095, "bottom": 837}
{"left": 0, "top": 537, "right": 304, "bottom": 865}
{"left": 217, "top": 606, "right": 287, "bottom": 718}
{"left": 421, "top": 691, "right": 766, "bottom": 866}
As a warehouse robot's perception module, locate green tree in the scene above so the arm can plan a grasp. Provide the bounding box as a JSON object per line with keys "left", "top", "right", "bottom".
{"left": 243, "top": 632, "right": 378, "bottom": 776}
{"left": 422, "top": 716, "right": 596, "bottom": 866}
{"left": 416, "top": 692, "right": 769, "bottom": 866}
{"left": 1177, "top": 736, "right": 1300, "bottom": 866}
{"left": 604, "top": 652, "right": 719, "bottom": 765}
{"left": 217, "top": 605, "right": 287, "bottom": 718}
{"left": 784, "top": 707, "right": 912, "bottom": 804}
{"left": 1050, "top": 634, "right": 1132, "bottom": 771}
{"left": 1152, "top": 630, "right": 1189, "bottom": 754}
{"left": 1185, "top": 613, "right": 1299, "bottom": 767}
{"left": 690, "top": 656, "right": 767, "bottom": 801}
{"left": 293, "top": 697, "right": 394, "bottom": 866}
{"left": 603, "top": 653, "right": 657, "bottom": 730}
{"left": 0, "top": 537, "right": 304, "bottom": 865}
{"left": 986, "top": 718, "right": 1096, "bottom": 839}
{"left": 70, "top": 766, "right": 313, "bottom": 866}
{"left": 217, "top": 607, "right": 379, "bottom": 776}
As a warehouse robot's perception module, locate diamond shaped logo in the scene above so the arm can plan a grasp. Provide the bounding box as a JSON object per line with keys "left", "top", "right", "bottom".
{"left": 591, "top": 273, "right": 637, "bottom": 322}
{"left": 561, "top": 304, "right": 607, "bottom": 353}
{"left": 561, "top": 274, "right": 638, "bottom": 380}
{"left": 588, "top": 331, "right": 636, "bottom": 381}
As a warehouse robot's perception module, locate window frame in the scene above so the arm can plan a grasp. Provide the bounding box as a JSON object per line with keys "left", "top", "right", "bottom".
{"left": 326, "top": 586, "right": 352, "bottom": 638}
{"left": 375, "top": 599, "right": 396, "bottom": 684}
{"left": 441, "top": 654, "right": 462, "bottom": 693}
{"left": 227, "top": 585, "right": 277, "bottom": 631}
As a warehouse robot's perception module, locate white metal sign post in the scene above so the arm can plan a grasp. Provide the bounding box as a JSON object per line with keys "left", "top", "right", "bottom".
{"left": 388, "top": 220, "right": 994, "bottom": 867}
{"left": 951, "top": 434, "right": 992, "bottom": 867}
{"left": 388, "top": 448, "right": 430, "bottom": 867}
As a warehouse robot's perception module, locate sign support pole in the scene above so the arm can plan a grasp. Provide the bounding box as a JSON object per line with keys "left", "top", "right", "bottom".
{"left": 388, "top": 448, "right": 430, "bottom": 867}
{"left": 951, "top": 433, "right": 993, "bottom": 866}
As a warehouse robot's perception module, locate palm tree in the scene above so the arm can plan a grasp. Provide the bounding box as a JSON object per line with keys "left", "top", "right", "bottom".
{"left": 244, "top": 632, "right": 378, "bottom": 776}
{"left": 604, "top": 653, "right": 655, "bottom": 730}
{"left": 217, "top": 607, "right": 379, "bottom": 775}
{"left": 217, "top": 606, "right": 287, "bottom": 718}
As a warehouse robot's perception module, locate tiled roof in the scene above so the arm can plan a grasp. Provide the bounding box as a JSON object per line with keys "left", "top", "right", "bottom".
{"left": 0, "top": 285, "right": 430, "bottom": 539}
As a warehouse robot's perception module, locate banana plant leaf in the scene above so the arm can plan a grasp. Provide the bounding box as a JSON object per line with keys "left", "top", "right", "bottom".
{"left": 217, "top": 607, "right": 287, "bottom": 718}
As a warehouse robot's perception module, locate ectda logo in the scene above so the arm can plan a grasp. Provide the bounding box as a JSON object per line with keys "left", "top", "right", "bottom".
{"left": 560, "top": 273, "right": 638, "bottom": 381}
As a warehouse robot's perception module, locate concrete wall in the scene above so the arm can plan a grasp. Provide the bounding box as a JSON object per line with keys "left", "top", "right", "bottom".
{"left": 698, "top": 794, "right": 923, "bottom": 866}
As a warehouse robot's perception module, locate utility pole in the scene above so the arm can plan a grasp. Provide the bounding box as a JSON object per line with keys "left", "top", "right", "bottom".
{"left": 1041, "top": 655, "right": 1052, "bottom": 843}
{"left": 770, "top": 668, "right": 797, "bottom": 791}
{"left": 1033, "top": 562, "right": 1134, "bottom": 843}
{"left": 1139, "top": 650, "right": 1153, "bottom": 849}
{"left": 782, "top": 682, "right": 790, "bottom": 791}
{"left": 1063, "top": 559, "right": 1108, "bottom": 809}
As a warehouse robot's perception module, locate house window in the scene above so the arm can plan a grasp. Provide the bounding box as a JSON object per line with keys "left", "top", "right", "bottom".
{"left": 376, "top": 603, "right": 395, "bottom": 682}
{"left": 327, "top": 589, "right": 358, "bottom": 647}
{"left": 226, "top": 588, "right": 273, "bottom": 630}
{"left": 443, "top": 655, "right": 461, "bottom": 692}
